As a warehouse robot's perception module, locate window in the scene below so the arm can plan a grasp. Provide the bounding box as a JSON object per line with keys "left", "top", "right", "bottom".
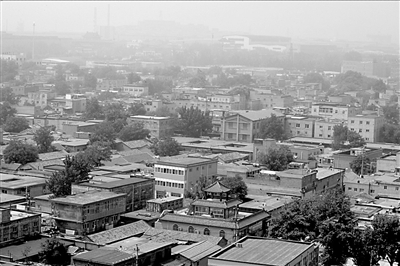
{"left": 366, "top": 129, "right": 369, "bottom": 132}
{"left": 371, "top": 189, "right": 375, "bottom": 193}
{"left": 296, "top": 123, "right": 300, "bottom": 128}
{"left": 1, "top": 190, "right": 7, "bottom": 194}
{"left": 359, "top": 121, "right": 363, "bottom": 124}
{"left": 242, "top": 135, "right": 248, "bottom": 141}
{"left": 351, "top": 120, "right": 354, "bottom": 124}
{"left": 219, "top": 230, "right": 225, "bottom": 238}
{"left": 319, "top": 134, "right": 322, "bottom": 137}
{"left": 354, "top": 188, "right": 358, "bottom": 191}
{"left": 366, "top": 121, "right": 370, "bottom": 125}
{"left": 359, "top": 129, "right": 362, "bottom": 133}
{"left": 189, "top": 168, "right": 192, "bottom": 172}
{"left": 188, "top": 226, "right": 194, "bottom": 233}
{"left": 396, "top": 187, "right": 399, "bottom": 191}
{"left": 173, "top": 224, "right": 179, "bottom": 231}
{"left": 228, "top": 133, "right": 233, "bottom": 139}
{"left": 348, "top": 187, "right": 352, "bottom": 190}
{"left": 384, "top": 186, "right": 388, "bottom": 189}
{"left": 305, "top": 124, "right": 310, "bottom": 129}
{"left": 204, "top": 228, "right": 210, "bottom": 235}
{"left": 328, "top": 126, "right": 331, "bottom": 130}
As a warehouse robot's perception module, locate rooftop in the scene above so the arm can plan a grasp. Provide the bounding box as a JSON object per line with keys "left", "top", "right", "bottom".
{"left": 210, "top": 236, "right": 314, "bottom": 266}
{"left": 157, "top": 157, "right": 216, "bottom": 167}
{"left": 315, "top": 168, "right": 343, "bottom": 180}
{"left": 178, "top": 241, "right": 222, "bottom": 262}
{"left": 192, "top": 198, "right": 242, "bottom": 209}
{"left": 147, "top": 196, "right": 182, "bottom": 204}
{"left": 73, "top": 248, "right": 134, "bottom": 265}
{"left": 203, "top": 181, "right": 231, "bottom": 193}
{"left": 0, "top": 194, "right": 26, "bottom": 204}
{"left": 229, "top": 109, "right": 284, "bottom": 121}
{"left": 82, "top": 176, "right": 152, "bottom": 189}
{"left": 0, "top": 174, "right": 46, "bottom": 189}
{"left": 50, "top": 190, "right": 126, "bottom": 206}
{"left": 130, "top": 115, "right": 170, "bottom": 120}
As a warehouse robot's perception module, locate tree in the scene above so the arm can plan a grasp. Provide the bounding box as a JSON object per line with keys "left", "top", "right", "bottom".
{"left": 383, "top": 105, "right": 399, "bottom": 125}
{"left": 371, "top": 79, "right": 387, "bottom": 93}
{"left": 371, "top": 214, "right": 400, "bottom": 266}
{"left": 351, "top": 227, "right": 380, "bottom": 266}
{"left": 84, "top": 73, "right": 97, "bottom": 89}
{"left": 257, "top": 114, "right": 286, "bottom": 140}
{"left": 175, "top": 106, "right": 212, "bottom": 137}
{"left": 127, "top": 72, "right": 141, "bottom": 84}
{"left": 257, "top": 146, "right": 294, "bottom": 171}
{"left": 90, "top": 121, "right": 117, "bottom": 145}
{"left": 39, "top": 238, "right": 70, "bottom": 265}
{"left": 379, "top": 123, "right": 400, "bottom": 144}
{"left": 220, "top": 175, "right": 248, "bottom": 200}
{"left": 349, "top": 155, "right": 375, "bottom": 176}
{"left": 82, "top": 141, "right": 112, "bottom": 167}
{"left": 128, "top": 103, "right": 147, "bottom": 116}
{"left": 3, "top": 141, "right": 39, "bottom": 165}
{"left": 0, "top": 87, "right": 20, "bottom": 104}
{"left": 332, "top": 124, "right": 365, "bottom": 150}
{"left": 0, "top": 60, "right": 18, "bottom": 82}
{"left": 46, "top": 171, "right": 72, "bottom": 197}
{"left": 84, "top": 98, "right": 104, "bottom": 120}
{"left": 104, "top": 102, "right": 127, "bottom": 122}
{"left": 0, "top": 102, "right": 16, "bottom": 125}
{"left": 347, "top": 130, "right": 366, "bottom": 148}
{"left": 151, "top": 138, "right": 182, "bottom": 157}
{"left": 303, "top": 73, "right": 330, "bottom": 90}
{"left": 34, "top": 127, "right": 55, "bottom": 153}
{"left": 3, "top": 117, "right": 29, "bottom": 133}
{"left": 118, "top": 122, "right": 150, "bottom": 142}
{"left": 63, "top": 154, "right": 91, "bottom": 182}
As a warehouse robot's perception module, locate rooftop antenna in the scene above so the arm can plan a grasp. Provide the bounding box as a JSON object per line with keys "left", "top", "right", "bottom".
{"left": 32, "top": 22, "right": 35, "bottom": 60}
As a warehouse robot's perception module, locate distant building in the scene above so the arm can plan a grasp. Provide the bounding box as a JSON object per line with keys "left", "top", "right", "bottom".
{"left": 0, "top": 52, "right": 26, "bottom": 66}
{"left": 62, "top": 122, "right": 97, "bottom": 136}
{"left": 0, "top": 174, "right": 48, "bottom": 198}
{"left": 314, "top": 119, "right": 345, "bottom": 139}
{"left": 285, "top": 116, "right": 317, "bottom": 138}
{"left": 311, "top": 103, "right": 361, "bottom": 120}
{"left": 154, "top": 157, "right": 218, "bottom": 198}
{"left": 347, "top": 114, "right": 384, "bottom": 142}
{"left": 0, "top": 208, "right": 41, "bottom": 248}
{"left": 341, "top": 60, "right": 390, "bottom": 78}
{"left": 128, "top": 115, "right": 172, "bottom": 139}
{"left": 50, "top": 190, "right": 126, "bottom": 235}
{"left": 208, "top": 236, "right": 319, "bottom": 266}
{"left": 333, "top": 147, "right": 382, "bottom": 169}
{"left": 96, "top": 78, "right": 126, "bottom": 91}
{"left": 121, "top": 84, "right": 149, "bottom": 96}
{"left": 221, "top": 35, "right": 291, "bottom": 52}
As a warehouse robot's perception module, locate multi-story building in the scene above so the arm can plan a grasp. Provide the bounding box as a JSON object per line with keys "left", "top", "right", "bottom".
{"left": 341, "top": 60, "right": 390, "bottom": 78}
{"left": 0, "top": 174, "right": 48, "bottom": 198}
{"left": 62, "top": 121, "right": 97, "bottom": 136}
{"left": 121, "top": 84, "right": 149, "bottom": 97}
{"left": 220, "top": 35, "right": 291, "bottom": 52}
{"left": 0, "top": 52, "right": 26, "bottom": 66}
{"left": 154, "top": 157, "right": 218, "bottom": 198}
{"left": 50, "top": 190, "right": 127, "bottom": 235}
{"left": 285, "top": 116, "right": 317, "bottom": 138}
{"left": 65, "top": 94, "right": 87, "bottom": 113}
{"left": 249, "top": 91, "right": 294, "bottom": 109}
{"left": 314, "top": 119, "right": 345, "bottom": 139}
{"left": 220, "top": 109, "right": 285, "bottom": 143}
{"left": 72, "top": 176, "right": 155, "bottom": 212}
{"left": 333, "top": 147, "right": 382, "bottom": 169}
{"left": 311, "top": 103, "right": 361, "bottom": 120}
{"left": 96, "top": 78, "right": 126, "bottom": 91}
{"left": 208, "top": 236, "right": 319, "bottom": 266}
{"left": 156, "top": 182, "right": 270, "bottom": 243}
{"left": 0, "top": 208, "right": 41, "bottom": 247}
{"left": 128, "top": 115, "right": 172, "bottom": 139}
{"left": 347, "top": 114, "right": 384, "bottom": 142}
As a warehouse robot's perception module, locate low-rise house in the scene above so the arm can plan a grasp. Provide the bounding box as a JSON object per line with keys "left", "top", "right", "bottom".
{"left": 50, "top": 190, "right": 127, "bottom": 235}
{"left": 0, "top": 174, "right": 48, "bottom": 198}
{"left": 128, "top": 115, "right": 172, "bottom": 139}
{"left": 333, "top": 147, "right": 382, "bottom": 169}
{"left": 0, "top": 194, "right": 26, "bottom": 208}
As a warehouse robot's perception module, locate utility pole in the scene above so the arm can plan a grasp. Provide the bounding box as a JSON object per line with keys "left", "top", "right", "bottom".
{"left": 134, "top": 244, "right": 139, "bottom": 266}
{"left": 360, "top": 146, "right": 365, "bottom": 177}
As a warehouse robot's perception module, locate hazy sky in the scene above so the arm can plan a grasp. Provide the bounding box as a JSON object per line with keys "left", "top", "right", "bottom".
{"left": 1, "top": 1, "right": 399, "bottom": 41}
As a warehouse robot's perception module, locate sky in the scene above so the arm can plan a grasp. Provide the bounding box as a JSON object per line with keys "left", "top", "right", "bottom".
{"left": 1, "top": 1, "right": 399, "bottom": 42}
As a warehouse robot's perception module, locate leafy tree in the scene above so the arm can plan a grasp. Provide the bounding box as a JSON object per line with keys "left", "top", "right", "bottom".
{"left": 371, "top": 79, "right": 387, "bottom": 93}
{"left": 47, "top": 171, "right": 72, "bottom": 197}
{"left": 347, "top": 130, "right": 366, "bottom": 148}
{"left": 63, "top": 154, "right": 91, "bottom": 182}
{"left": 220, "top": 175, "right": 248, "bottom": 200}
{"left": 303, "top": 73, "right": 330, "bottom": 90}
{"left": 84, "top": 73, "right": 97, "bottom": 89}
{"left": 371, "top": 214, "right": 400, "bottom": 266}
{"left": 118, "top": 122, "right": 150, "bottom": 142}
{"left": 379, "top": 123, "right": 400, "bottom": 144}
{"left": 82, "top": 141, "right": 112, "bottom": 167}
{"left": 332, "top": 124, "right": 365, "bottom": 150}
{"left": 0, "top": 60, "right": 18, "bottom": 82}
{"left": 3, "top": 117, "right": 29, "bottom": 133}
{"left": 257, "top": 114, "right": 286, "bottom": 140}
{"left": 39, "top": 238, "right": 70, "bottom": 265}
{"left": 0, "top": 87, "right": 20, "bottom": 104}
{"left": 175, "top": 106, "right": 212, "bottom": 137}
{"left": 84, "top": 98, "right": 104, "bottom": 120}
{"left": 98, "top": 91, "right": 118, "bottom": 101}
{"left": 257, "top": 146, "right": 294, "bottom": 171}
{"left": 104, "top": 102, "right": 127, "bottom": 122}
{"left": 127, "top": 72, "right": 141, "bottom": 84}
{"left": 144, "top": 78, "right": 174, "bottom": 95}
{"left": 34, "top": 127, "right": 55, "bottom": 153}
{"left": 128, "top": 103, "right": 147, "bottom": 116}
{"left": 349, "top": 155, "right": 375, "bottom": 176}
{"left": 0, "top": 102, "right": 16, "bottom": 125}
{"left": 188, "top": 73, "right": 208, "bottom": 87}
{"left": 150, "top": 138, "right": 182, "bottom": 157}
{"left": 382, "top": 105, "right": 399, "bottom": 125}
{"left": 351, "top": 227, "right": 380, "bottom": 266}
{"left": 3, "top": 141, "right": 39, "bottom": 165}
{"left": 90, "top": 121, "right": 117, "bottom": 145}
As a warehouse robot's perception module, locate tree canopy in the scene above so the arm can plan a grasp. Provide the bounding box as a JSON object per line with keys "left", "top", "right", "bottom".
{"left": 34, "top": 127, "right": 55, "bottom": 153}
{"left": 90, "top": 121, "right": 117, "bottom": 145}
{"left": 39, "top": 238, "right": 70, "bottom": 265}
{"left": 150, "top": 138, "right": 182, "bottom": 157}
{"left": 0, "top": 60, "right": 18, "bottom": 82}
{"left": 84, "top": 98, "right": 105, "bottom": 120}
{"left": 128, "top": 102, "right": 147, "bottom": 116}
{"left": 174, "top": 106, "right": 212, "bottom": 137}
{"left": 256, "top": 114, "right": 286, "bottom": 140}
{"left": 349, "top": 154, "right": 375, "bottom": 176}
{"left": 220, "top": 175, "right": 248, "bottom": 200}
{"left": 0, "top": 102, "right": 17, "bottom": 125}
{"left": 3, "top": 117, "right": 29, "bottom": 133}
{"left": 332, "top": 124, "right": 365, "bottom": 150}
{"left": 3, "top": 141, "right": 39, "bottom": 165}
{"left": 118, "top": 122, "right": 150, "bottom": 142}
{"left": 0, "top": 87, "right": 20, "bottom": 104}
{"left": 257, "top": 146, "right": 294, "bottom": 171}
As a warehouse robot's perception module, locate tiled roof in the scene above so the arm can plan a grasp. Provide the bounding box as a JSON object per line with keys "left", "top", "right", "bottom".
{"left": 217, "top": 152, "right": 248, "bottom": 163}
{"left": 159, "top": 213, "right": 237, "bottom": 229}
{"left": 203, "top": 181, "right": 231, "bottom": 193}
{"left": 73, "top": 248, "right": 134, "bottom": 265}
{"left": 23, "top": 159, "right": 64, "bottom": 170}
{"left": 192, "top": 199, "right": 241, "bottom": 209}
{"left": 228, "top": 109, "right": 284, "bottom": 121}
{"left": 179, "top": 241, "right": 221, "bottom": 262}
{"left": 87, "top": 220, "right": 150, "bottom": 245}
{"left": 123, "top": 139, "right": 151, "bottom": 149}
{"left": 38, "top": 151, "right": 68, "bottom": 161}
{"left": 122, "top": 152, "right": 155, "bottom": 163}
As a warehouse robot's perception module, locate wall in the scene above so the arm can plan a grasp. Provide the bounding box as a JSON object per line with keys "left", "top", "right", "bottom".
{"left": 0, "top": 213, "right": 41, "bottom": 248}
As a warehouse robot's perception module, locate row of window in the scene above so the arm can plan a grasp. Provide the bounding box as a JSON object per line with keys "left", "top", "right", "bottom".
{"left": 350, "top": 128, "right": 370, "bottom": 133}
{"left": 156, "top": 180, "right": 184, "bottom": 189}
{"left": 172, "top": 224, "right": 226, "bottom": 238}
{"left": 350, "top": 120, "right": 371, "bottom": 125}
{"left": 348, "top": 186, "right": 399, "bottom": 192}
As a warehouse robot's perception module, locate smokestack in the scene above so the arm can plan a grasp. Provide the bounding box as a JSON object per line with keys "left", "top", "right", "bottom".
{"left": 94, "top": 7, "right": 97, "bottom": 32}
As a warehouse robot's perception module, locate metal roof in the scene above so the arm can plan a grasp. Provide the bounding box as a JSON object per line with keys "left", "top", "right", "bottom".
{"left": 73, "top": 248, "right": 134, "bottom": 265}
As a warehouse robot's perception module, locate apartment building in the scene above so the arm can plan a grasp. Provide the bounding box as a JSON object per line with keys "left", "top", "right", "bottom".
{"left": 50, "top": 190, "right": 127, "bottom": 235}
{"left": 174, "top": 98, "right": 242, "bottom": 112}
{"left": 314, "top": 119, "right": 345, "bottom": 139}
{"left": 121, "top": 84, "right": 149, "bottom": 97}
{"left": 250, "top": 91, "right": 294, "bottom": 108}
{"left": 65, "top": 94, "right": 87, "bottom": 113}
{"left": 128, "top": 115, "right": 172, "bottom": 139}
{"left": 221, "top": 109, "right": 285, "bottom": 143}
{"left": 154, "top": 157, "right": 218, "bottom": 198}
{"left": 347, "top": 114, "right": 384, "bottom": 142}
{"left": 0, "top": 208, "right": 41, "bottom": 248}
{"left": 286, "top": 116, "right": 317, "bottom": 138}
{"left": 311, "top": 103, "right": 361, "bottom": 120}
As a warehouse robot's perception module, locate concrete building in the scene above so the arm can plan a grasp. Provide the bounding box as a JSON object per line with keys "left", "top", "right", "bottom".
{"left": 347, "top": 114, "right": 384, "bottom": 142}
{"left": 121, "top": 84, "right": 149, "bottom": 96}
{"left": 0, "top": 174, "right": 48, "bottom": 198}
{"left": 314, "top": 119, "right": 345, "bottom": 139}
{"left": 96, "top": 78, "right": 126, "bottom": 91}
{"left": 62, "top": 122, "right": 97, "bottom": 136}
{"left": 221, "top": 35, "right": 291, "bottom": 52}
{"left": 333, "top": 147, "right": 382, "bottom": 169}
{"left": 286, "top": 116, "right": 317, "bottom": 138}
{"left": 72, "top": 176, "right": 155, "bottom": 212}
{"left": 50, "top": 190, "right": 126, "bottom": 235}
{"left": 154, "top": 157, "right": 218, "bottom": 198}
{"left": 128, "top": 115, "right": 172, "bottom": 139}
{"left": 341, "top": 61, "right": 390, "bottom": 78}
{"left": 208, "top": 236, "right": 319, "bottom": 266}
{"left": 65, "top": 94, "right": 87, "bottom": 113}
{"left": 249, "top": 91, "right": 294, "bottom": 109}
{"left": 0, "top": 208, "right": 41, "bottom": 247}
{"left": 0, "top": 52, "right": 26, "bottom": 66}
{"left": 221, "top": 109, "right": 285, "bottom": 143}
{"left": 311, "top": 103, "right": 361, "bottom": 120}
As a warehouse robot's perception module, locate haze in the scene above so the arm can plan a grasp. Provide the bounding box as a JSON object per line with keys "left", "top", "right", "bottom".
{"left": 1, "top": 1, "right": 399, "bottom": 43}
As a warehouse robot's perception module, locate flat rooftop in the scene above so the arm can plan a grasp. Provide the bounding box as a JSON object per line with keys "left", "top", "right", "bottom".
{"left": 157, "top": 157, "right": 216, "bottom": 167}
{"left": 130, "top": 115, "right": 170, "bottom": 120}
{"left": 210, "top": 236, "right": 314, "bottom": 266}
{"left": 82, "top": 176, "right": 152, "bottom": 189}
{"left": 9, "top": 210, "right": 39, "bottom": 221}
{"left": 147, "top": 196, "right": 182, "bottom": 204}
{"left": 316, "top": 168, "right": 343, "bottom": 180}
{"left": 50, "top": 191, "right": 125, "bottom": 205}
{"left": 0, "top": 194, "right": 26, "bottom": 204}
{"left": 0, "top": 174, "right": 46, "bottom": 189}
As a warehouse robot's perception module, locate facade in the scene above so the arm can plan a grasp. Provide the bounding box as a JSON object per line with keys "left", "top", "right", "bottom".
{"left": 50, "top": 190, "right": 127, "bottom": 235}
{"left": 62, "top": 122, "right": 97, "bottom": 136}
{"left": 333, "top": 147, "right": 382, "bottom": 169}
{"left": 146, "top": 196, "right": 183, "bottom": 213}
{"left": 208, "top": 236, "right": 319, "bottom": 266}
{"left": 65, "top": 94, "right": 87, "bottom": 113}
{"left": 286, "top": 116, "right": 317, "bottom": 138}
{"left": 347, "top": 114, "right": 384, "bottom": 142}
{"left": 220, "top": 35, "right": 291, "bottom": 52}
{"left": 0, "top": 52, "right": 26, "bottom": 66}
{"left": 0, "top": 208, "right": 41, "bottom": 247}
{"left": 221, "top": 109, "right": 285, "bottom": 143}
{"left": 128, "top": 115, "right": 172, "bottom": 139}
{"left": 0, "top": 174, "right": 48, "bottom": 198}
{"left": 154, "top": 157, "right": 218, "bottom": 198}
{"left": 249, "top": 92, "right": 294, "bottom": 109}
{"left": 96, "top": 78, "right": 126, "bottom": 90}
{"left": 72, "top": 177, "right": 155, "bottom": 212}
{"left": 311, "top": 103, "right": 361, "bottom": 120}
{"left": 341, "top": 61, "right": 390, "bottom": 78}
{"left": 314, "top": 119, "right": 345, "bottom": 139}
{"left": 122, "top": 84, "right": 149, "bottom": 96}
